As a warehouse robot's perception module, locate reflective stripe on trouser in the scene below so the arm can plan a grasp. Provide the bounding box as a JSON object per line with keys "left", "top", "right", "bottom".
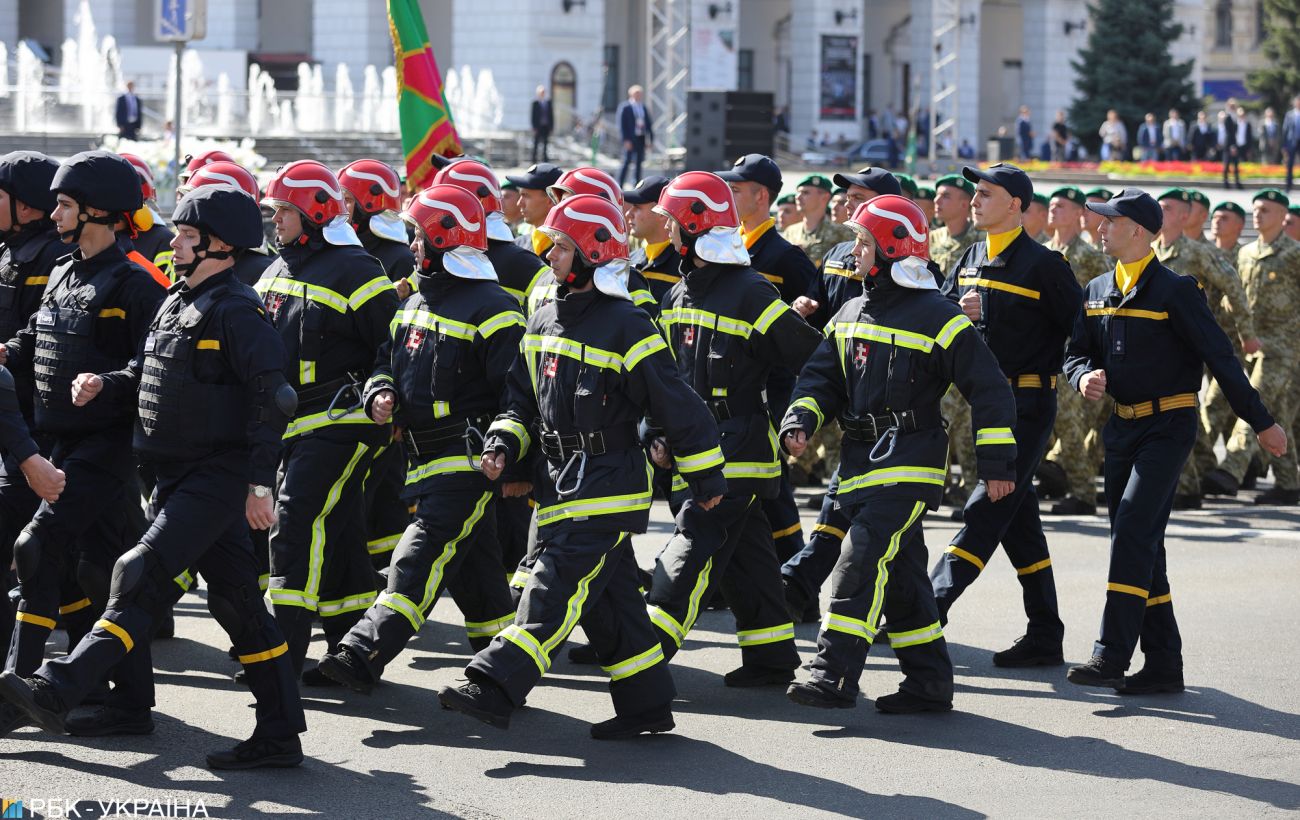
{"left": 340, "top": 481, "right": 504, "bottom": 678}
{"left": 1220, "top": 352, "right": 1300, "bottom": 488}
{"left": 645, "top": 495, "right": 799, "bottom": 671}
{"left": 39, "top": 454, "right": 306, "bottom": 736}
{"left": 932, "top": 388, "right": 1065, "bottom": 644}
{"left": 811, "top": 493, "right": 953, "bottom": 703}
{"left": 781, "top": 465, "right": 850, "bottom": 604}
{"left": 268, "top": 436, "right": 377, "bottom": 673}
{"left": 363, "top": 442, "right": 411, "bottom": 569}
{"left": 1094, "top": 410, "right": 1193, "bottom": 670}
{"left": 469, "top": 530, "right": 675, "bottom": 716}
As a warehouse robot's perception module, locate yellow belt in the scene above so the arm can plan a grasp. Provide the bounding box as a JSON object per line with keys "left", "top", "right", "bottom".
{"left": 1009, "top": 374, "right": 1057, "bottom": 389}
{"left": 1113, "top": 392, "right": 1198, "bottom": 420}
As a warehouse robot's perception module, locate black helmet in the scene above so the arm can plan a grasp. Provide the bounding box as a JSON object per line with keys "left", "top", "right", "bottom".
{"left": 50, "top": 150, "right": 143, "bottom": 214}
{"left": 0, "top": 151, "right": 59, "bottom": 214}
{"left": 172, "top": 184, "right": 265, "bottom": 250}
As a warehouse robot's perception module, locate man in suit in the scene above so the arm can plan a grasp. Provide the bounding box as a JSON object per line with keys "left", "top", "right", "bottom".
{"left": 1138, "top": 113, "right": 1161, "bottom": 161}
{"left": 617, "top": 85, "right": 653, "bottom": 187}
{"left": 1162, "top": 109, "right": 1186, "bottom": 161}
{"left": 115, "top": 81, "right": 142, "bottom": 140}
{"left": 1259, "top": 107, "right": 1283, "bottom": 165}
{"left": 1190, "top": 111, "right": 1213, "bottom": 161}
{"left": 530, "top": 86, "right": 553, "bottom": 164}
{"left": 1016, "top": 106, "right": 1034, "bottom": 160}
{"left": 1284, "top": 96, "right": 1300, "bottom": 192}
{"left": 1220, "top": 106, "right": 1243, "bottom": 189}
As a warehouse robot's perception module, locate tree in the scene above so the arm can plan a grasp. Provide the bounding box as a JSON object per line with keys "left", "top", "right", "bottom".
{"left": 1247, "top": 0, "right": 1300, "bottom": 113}
{"left": 1069, "top": 0, "right": 1201, "bottom": 155}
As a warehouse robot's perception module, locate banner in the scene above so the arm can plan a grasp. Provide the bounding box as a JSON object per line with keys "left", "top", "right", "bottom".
{"left": 819, "top": 35, "right": 857, "bottom": 121}
{"left": 387, "top": 0, "right": 462, "bottom": 189}
{"left": 690, "top": 0, "right": 738, "bottom": 89}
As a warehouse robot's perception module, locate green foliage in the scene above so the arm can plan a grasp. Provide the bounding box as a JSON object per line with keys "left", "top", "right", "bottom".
{"left": 1247, "top": 0, "right": 1300, "bottom": 112}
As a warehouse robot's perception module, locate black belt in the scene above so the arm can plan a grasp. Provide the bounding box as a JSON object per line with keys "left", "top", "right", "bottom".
{"left": 539, "top": 424, "right": 639, "bottom": 462}
{"left": 707, "top": 393, "right": 767, "bottom": 422}
{"left": 295, "top": 374, "right": 359, "bottom": 411}
{"left": 404, "top": 414, "right": 493, "bottom": 457}
{"left": 839, "top": 408, "right": 943, "bottom": 443}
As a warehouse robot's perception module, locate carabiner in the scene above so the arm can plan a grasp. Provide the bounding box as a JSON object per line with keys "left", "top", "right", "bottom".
{"left": 554, "top": 451, "right": 588, "bottom": 499}
{"left": 465, "top": 425, "right": 485, "bottom": 471}
{"left": 868, "top": 426, "right": 899, "bottom": 464}
{"left": 326, "top": 378, "right": 363, "bottom": 420}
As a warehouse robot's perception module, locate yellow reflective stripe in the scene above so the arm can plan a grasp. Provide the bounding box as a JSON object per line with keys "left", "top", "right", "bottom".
{"left": 465, "top": 613, "right": 516, "bottom": 638}
{"left": 660, "top": 307, "right": 753, "bottom": 338}
{"left": 812, "top": 523, "right": 846, "bottom": 540}
{"left": 648, "top": 604, "right": 688, "bottom": 647}
{"left": 790, "top": 396, "right": 824, "bottom": 431}
{"left": 487, "top": 418, "right": 532, "bottom": 458}
{"left": 510, "top": 568, "right": 531, "bottom": 589}
{"left": 833, "top": 321, "right": 936, "bottom": 353}
{"left": 238, "top": 642, "right": 289, "bottom": 665}
{"left": 523, "top": 333, "right": 624, "bottom": 371}
{"left": 624, "top": 333, "right": 668, "bottom": 371}
{"left": 16, "top": 611, "right": 56, "bottom": 630}
{"left": 267, "top": 588, "right": 319, "bottom": 609}
{"left": 349, "top": 275, "right": 396, "bottom": 310}
{"left": 946, "top": 545, "right": 986, "bottom": 571}
{"left": 631, "top": 288, "right": 656, "bottom": 308}
{"left": 299, "top": 360, "right": 316, "bottom": 384}
{"left": 257, "top": 277, "right": 349, "bottom": 313}
{"left": 525, "top": 264, "right": 552, "bottom": 297}
{"left": 736, "top": 622, "right": 795, "bottom": 647}
{"left": 723, "top": 461, "right": 782, "bottom": 481}
{"left": 196, "top": 339, "right": 221, "bottom": 350}
{"left": 1108, "top": 582, "right": 1149, "bottom": 599}
{"left": 753, "top": 299, "right": 788, "bottom": 333}
{"left": 960, "top": 276, "right": 1041, "bottom": 300}
{"left": 1146, "top": 593, "right": 1172, "bottom": 607}
{"left": 823, "top": 611, "right": 877, "bottom": 641}
{"left": 1017, "top": 558, "right": 1052, "bottom": 576}
{"left": 418, "top": 492, "right": 492, "bottom": 612}
{"left": 98, "top": 307, "right": 127, "bottom": 319}
{"left": 642, "top": 270, "right": 680, "bottom": 284}
{"left": 601, "top": 643, "right": 665, "bottom": 682}
{"left": 535, "top": 487, "right": 653, "bottom": 527}
{"left": 501, "top": 623, "right": 551, "bottom": 674}
{"left": 975, "top": 427, "right": 1015, "bottom": 445}
{"left": 433, "top": 401, "right": 450, "bottom": 418}
{"left": 379, "top": 591, "right": 426, "bottom": 631}
{"left": 305, "top": 443, "right": 368, "bottom": 599}
{"left": 669, "top": 473, "right": 688, "bottom": 493}
{"left": 366, "top": 534, "right": 400, "bottom": 555}
{"left": 59, "top": 597, "right": 92, "bottom": 615}
{"left": 405, "top": 455, "right": 479, "bottom": 485}
{"left": 682, "top": 553, "right": 714, "bottom": 637}
{"left": 1085, "top": 307, "right": 1169, "bottom": 320}
{"left": 25, "top": 275, "right": 49, "bottom": 286}
{"left": 935, "top": 314, "right": 973, "bottom": 348}
{"left": 318, "top": 591, "right": 378, "bottom": 616}
{"left": 283, "top": 407, "right": 372, "bottom": 439}
{"left": 392, "top": 307, "right": 478, "bottom": 340}
{"left": 97, "top": 618, "right": 134, "bottom": 652}
{"left": 864, "top": 501, "right": 926, "bottom": 628}
{"left": 540, "top": 539, "right": 613, "bottom": 661}
{"left": 889, "top": 621, "right": 943, "bottom": 648}
{"left": 772, "top": 522, "right": 802, "bottom": 539}
{"left": 675, "top": 445, "right": 724, "bottom": 474}
{"left": 838, "top": 466, "right": 946, "bottom": 494}
{"left": 173, "top": 570, "right": 195, "bottom": 591}
{"left": 258, "top": 573, "right": 270, "bottom": 592}
{"left": 478, "top": 309, "right": 526, "bottom": 340}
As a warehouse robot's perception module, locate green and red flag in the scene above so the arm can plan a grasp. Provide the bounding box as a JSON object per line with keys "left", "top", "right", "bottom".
{"left": 387, "top": 0, "right": 462, "bottom": 190}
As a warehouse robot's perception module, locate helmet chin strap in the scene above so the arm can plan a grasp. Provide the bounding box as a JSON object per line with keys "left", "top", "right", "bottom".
{"left": 59, "top": 201, "right": 118, "bottom": 245}
{"left": 560, "top": 255, "right": 595, "bottom": 290}
{"left": 862, "top": 250, "right": 891, "bottom": 287}
{"left": 418, "top": 242, "right": 447, "bottom": 274}
{"left": 174, "top": 229, "right": 232, "bottom": 278}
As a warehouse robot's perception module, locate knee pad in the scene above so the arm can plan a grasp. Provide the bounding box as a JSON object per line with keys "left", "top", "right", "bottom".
{"left": 206, "top": 582, "right": 249, "bottom": 638}
{"left": 108, "top": 544, "right": 169, "bottom": 612}
{"left": 75, "top": 558, "right": 112, "bottom": 606}
{"left": 13, "top": 529, "right": 41, "bottom": 583}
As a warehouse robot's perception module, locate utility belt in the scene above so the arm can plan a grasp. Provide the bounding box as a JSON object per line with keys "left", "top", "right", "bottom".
{"left": 295, "top": 373, "right": 364, "bottom": 417}
{"left": 404, "top": 413, "right": 493, "bottom": 458}
{"left": 539, "top": 423, "right": 640, "bottom": 501}
{"left": 1113, "top": 392, "right": 1198, "bottom": 420}
{"left": 1008, "top": 374, "right": 1058, "bottom": 390}
{"left": 706, "top": 392, "right": 767, "bottom": 422}
{"left": 839, "top": 407, "right": 944, "bottom": 444}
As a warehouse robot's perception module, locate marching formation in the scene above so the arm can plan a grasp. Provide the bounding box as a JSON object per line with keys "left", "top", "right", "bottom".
{"left": 0, "top": 145, "right": 1288, "bottom": 770}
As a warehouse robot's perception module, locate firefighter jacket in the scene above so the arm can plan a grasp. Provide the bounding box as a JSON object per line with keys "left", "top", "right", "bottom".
{"left": 359, "top": 225, "right": 416, "bottom": 284}
{"left": 803, "top": 239, "right": 861, "bottom": 331}
{"left": 487, "top": 238, "right": 551, "bottom": 308}
{"left": 630, "top": 240, "right": 682, "bottom": 304}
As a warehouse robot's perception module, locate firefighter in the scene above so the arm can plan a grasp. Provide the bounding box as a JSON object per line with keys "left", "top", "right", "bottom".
{"left": 438, "top": 193, "right": 727, "bottom": 739}
{"left": 783, "top": 195, "right": 1017, "bottom": 713}
{"left": 254, "top": 160, "right": 399, "bottom": 678}
{"left": 0, "top": 183, "right": 307, "bottom": 768}
{"left": 177, "top": 149, "right": 236, "bottom": 189}
{"left": 184, "top": 160, "right": 275, "bottom": 287}
{"left": 623, "top": 176, "right": 682, "bottom": 304}
{"left": 646, "top": 171, "right": 821, "bottom": 687}
{"left": 119, "top": 153, "right": 175, "bottom": 279}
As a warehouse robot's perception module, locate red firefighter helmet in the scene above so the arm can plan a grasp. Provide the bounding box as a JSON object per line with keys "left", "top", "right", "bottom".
{"left": 337, "top": 159, "right": 403, "bottom": 215}
{"left": 402, "top": 184, "right": 488, "bottom": 252}
{"left": 433, "top": 159, "right": 503, "bottom": 214}
{"left": 179, "top": 149, "right": 236, "bottom": 184}
{"left": 118, "top": 153, "right": 155, "bottom": 201}
{"left": 540, "top": 193, "right": 629, "bottom": 265}
{"left": 847, "top": 194, "right": 930, "bottom": 261}
{"left": 261, "top": 160, "right": 346, "bottom": 226}
{"left": 186, "top": 160, "right": 260, "bottom": 200}
{"left": 547, "top": 167, "right": 624, "bottom": 206}
{"left": 652, "top": 171, "right": 740, "bottom": 236}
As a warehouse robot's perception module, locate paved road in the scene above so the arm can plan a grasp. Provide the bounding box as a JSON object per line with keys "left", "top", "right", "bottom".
{"left": 2, "top": 484, "right": 1298, "bottom": 818}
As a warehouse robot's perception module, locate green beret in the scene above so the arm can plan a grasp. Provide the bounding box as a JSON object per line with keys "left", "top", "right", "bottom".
{"left": 796, "top": 174, "right": 833, "bottom": 192}
{"left": 1031, "top": 192, "right": 1049, "bottom": 207}
{"left": 1212, "top": 201, "right": 1245, "bottom": 218}
{"left": 1156, "top": 187, "right": 1191, "bottom": 203}
{"left": 501, "top": 178, "right": 518, "bottom": 190}
{"left": 831, "top": 186, "right": 848, "bottom": 196}
{"left": 1253, "top": 188, "right": 1291, "bottom": 208}
{"left": 916, "top": 186, "right": 935, "bottom": 201}
{"left": 1084, "top": 187, "right": 1115, "bottom": 201}
{"left": 1049, "top": 186, "right": 1086, "bottom": 206}
{"left": 775, "top": 192, "right": 796, "bottom": 206}
{"left": 895, "top": 173, "right": 919, "bottom": 198}
{"left": 935, "top": 174, "right": 975, "bottom": 196}
{"left": 1186, "top": 189, "right": 1210, "bottom": 208}
{"left": 1289, "top": 204, "right": 1300, "bottom": 216}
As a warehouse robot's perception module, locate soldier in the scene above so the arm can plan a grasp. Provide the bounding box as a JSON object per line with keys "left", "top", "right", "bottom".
{"left": 916, "top": 185, "right": 937, "bottom": 226}
{"left": 782, "top": 195, "right": 1017, "bottom": 713}
{"left": 931, "top": 164, "right": 1082, "bottom": 668}
{"left": 895, "top": 173, "right": 920, "bottom": 201}
{"left": 505, "top": 163, "right": 564, "bottom": 257}
{"left": 1286, "top": 204, "right": 1300, "bottom": 242}
{"left": 1196, "top": 201, "right": 1251, "bottom": 482}
{"left": 623, "top": 176, "right": 682, "bottom": 304}
{"left": 1204, "top": 189, "right": 1300, "bottom": 505}
{"left": 1082, "top": 187, "right": 1115, "bottom": 247}
{"left": 1065, "top": 188, "right": 1286, "bottom": 694}
{"left": 119, "top": 153, "right": 175, "bottom": 280}
{"left": 783, "top": 174, "right": 854, "bottom": 267}
{"left": 774, "top": 193, "right": 799, "bottom": 232}
{"left": 1024, "top": 193, "right": 1051, "bottom": 242}
{"left": 0, "top": 184, "right": 307, "bottom": 768}
{"left": 1041, "top": 186, "right": 1111, "bottom": 515}
{"left": 1211, "top": 201, "right": 1247, "bottom": 252}
{"left": 184, "top": 161, "right": 274, "bottom": 287}
{"left": 439, "top": 194, "right": 726, "bottom": 739}
{"left": 830, "top": 186, "right": 851, "bottom": 224}
{"left": 501, "top": 178, "right": 525, "bottom": 235}
{"left": 1183, "top": 190, "right": 1212, "bottom": 242}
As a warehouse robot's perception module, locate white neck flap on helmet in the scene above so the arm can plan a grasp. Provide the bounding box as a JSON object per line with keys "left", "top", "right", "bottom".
{"left": 444, "top": 245, "right": 498, "bottom": 281}
{"left": 889, "top": 255, "right": 938, "bottom": 290}
{"left": 592, "top": 257, "right": 631, "bottom": 300}
{"left": 485, "top": 211, "right": 514, "bottom": 242}
{"left": 694, "top": 225, "right": 750, "bottom": 266}
{"left": 369, "top": 210, "right": 409, "bottom": 244}
{"left": 322, "top": 214, "right": 362, "bottom": 246}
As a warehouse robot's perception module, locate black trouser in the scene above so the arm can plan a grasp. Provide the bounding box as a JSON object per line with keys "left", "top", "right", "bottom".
{"left": 763, "top": 374, "right": 805, "bottom": 564}
{"left": 39, "top": 451, "right": 305, "bottom": 737}
{"left": 363, "top": 442, "right": 411, "bottom": 570}
{"left": 811, "top": 491, "right": 952, "bottom": 703}
{"left": 618, "top": 137, "right": 646, "bottom": 187}
{"left": 341, "top": 477, "right": 515, "bottom": 676}
{"left": 1094, "top": 410, "right": 1195, "bottom": 673}
{"left": 469, "top": 529, "right": 674, "bottom": 717}
{"left": 782, "top": 465, "right": 849, "bottom": 605}
{"left": 0, "top": 452, "right": 43, "bottom": 650}
{"left": 496, "top": 495, "right": 533, "bottom": 576}
{"left": 646, "top": 494, "right": 798, "bottom": 671}
{"left": 532, "top": 130, "right": 550, "bottom": 163}
{"left": 1223, "top": 147, "right": 1241, "bottom": 186}
{"left": 267, "top": 435, "right": 379, "bottom": 674}
{"left": 930, "top": 386, "right": 1065, "bottom": 645}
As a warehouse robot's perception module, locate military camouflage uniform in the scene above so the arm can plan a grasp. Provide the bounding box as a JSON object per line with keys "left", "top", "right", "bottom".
{"left": 782, "top": 217, "right": 855, "bottom": 268}
{"left": 931, "top": 222, "right": 984, "bottom": 499}
{"left": 1217, "top": 234, "right": 1300, "bottom": 489}
{"left": 1195, "top": 241, "right": 1247, "bottom": 479}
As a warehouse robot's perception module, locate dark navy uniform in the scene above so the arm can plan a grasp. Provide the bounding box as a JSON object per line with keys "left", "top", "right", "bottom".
{"left": 649, "top": 259, "right": 820, "bottom": 675}
{"left": 930, "top": 228, "right": 1082, "bottom": 652}
{"left": 630, "top": 240, "right": 682, "bottom": 304}
{"left": 782, "top": 264, "right": 1017, "bottom": 706}
{"left": 1065, "top": 255, "right": 1273, "bottom": 676}
{"left": 231, "top": 248, "right": 274, "bottom": 288}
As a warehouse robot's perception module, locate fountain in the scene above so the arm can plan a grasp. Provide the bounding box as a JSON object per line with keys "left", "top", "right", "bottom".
{"left": 215, "top": 72, "right": 233, "bottom": 133}
{"left": 334, "top": 63, "right": 355, "bottom": 133}
{"left": 15, "top": 41, "right": 45, "bottom": 132}
{"left": 380, "top": 67, "right": 398, "bottom": 133}
{"left": 360, "top": 64, "right": 381, "bottom": 132}
{"left": 0, "top": 43, "right": 8, "bottom": 99}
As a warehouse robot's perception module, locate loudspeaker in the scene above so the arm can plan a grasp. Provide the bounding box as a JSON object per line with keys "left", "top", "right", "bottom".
{"left": 684, "top": 90, "right": 775, "bottom": 171}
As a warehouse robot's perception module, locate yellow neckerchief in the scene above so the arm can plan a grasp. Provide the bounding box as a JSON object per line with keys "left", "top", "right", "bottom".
{"left": 986, "top": 226, "right": 1023, "bottom": 260}
{"left": 1115, "top": 249, "right": 1155, "bottom": 295}
{"left": 743, "top": 217, "right": 775, "bottom": 249}
{"left": 644, "top": 239, "right": 672, "bottom": 264}
{"left": 531, "top": 229, "right": 552, "bottom": 257}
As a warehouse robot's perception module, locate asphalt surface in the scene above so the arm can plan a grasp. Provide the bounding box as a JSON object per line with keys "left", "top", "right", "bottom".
{"left": 2, "top": 482, "right": 1298, "bottom": 819}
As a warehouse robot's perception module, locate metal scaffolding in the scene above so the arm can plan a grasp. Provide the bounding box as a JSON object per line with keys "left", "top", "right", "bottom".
{"left": 645, "top": 0, "right": 689, "bottom": 149}
{"left": 930, "top": 0, "right": 961, "bottom": 162}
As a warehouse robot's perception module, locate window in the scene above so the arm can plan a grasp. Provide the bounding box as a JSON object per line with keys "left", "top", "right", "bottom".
{"left": 1257, "top": 0, "right": 1268, "bottom": 44}
{"left": 1216, "top": 0, "right": 1233, "bottom": 49}
{"left": 602, "top": 45, "right": 619, "bottom": 113}
{"left": 738, "top": 49, "right": 754, "bottom": 91}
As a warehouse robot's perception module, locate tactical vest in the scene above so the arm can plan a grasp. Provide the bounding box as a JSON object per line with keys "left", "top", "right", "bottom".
{"left": 0, "top": 233, "right": 57, "bottom": 341}
{"left": 135, "top": 282, "right": 250, "bottom": 460}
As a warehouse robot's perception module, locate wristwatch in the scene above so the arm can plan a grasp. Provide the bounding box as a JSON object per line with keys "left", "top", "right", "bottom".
{"left": 250, "top": 485, "right": 272, "bottom": 499}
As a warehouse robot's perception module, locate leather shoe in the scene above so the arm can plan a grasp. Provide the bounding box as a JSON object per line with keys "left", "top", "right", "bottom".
{"left": 0, "top": 671, "right": 67, "bottom": 734}
{"left": 67, "top": 705, "right": 154, "bottom": 737}
{"left": 992, "top": 635, "right": 1064, "bottom": 667}
{"left": 590, "top": 704, "right": 674, "bottom": 739}
{"left": 206, "top": 735, "right": 303, "bottom": 770}
{"left": 1200, "top": 468, "right": 1239, "bottom": 496}
{"left": 723, "top": 665, "right": 795, "bottom": 688}
{"left": 1049, "top": 496, "right": 1097, "bottom": 516}
{"left": 1066, "top": 654, "right": 1126, "bottom": 688}
{"left": 874, "top": 689, "right": 952, "bottom": 714}
{"left": 786, "top": 679, "right": 857, "bottom": 709}
{"left": 438, "top": 678, "right": 513, "bottom": 730}
{"left": 316, "top": 647, "right": 376, "bottom": 695}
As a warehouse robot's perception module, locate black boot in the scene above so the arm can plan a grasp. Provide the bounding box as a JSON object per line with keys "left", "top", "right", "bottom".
{"left": 1171, "top": 493, "right": 1202, "bottom": 511}
{"left": 1200, "top": 468, "right": 1239, "bottom": 497}
{"left": 1066, "top": 654, "right": 1126, "bottom": 688}
{"left": 1035, "top": 460, "right": 1069, "bottom": 499}
{"left": 1049, "top": 496, "right": 1097, "bottom": 516}
{"left": 875, "top": 689, "right": 953, "bottom": 714}
{"left": 992, "top": 635, "right": 1064, "bottom": 668}
{"left": 567, "top": 643, "right": 600, "bottom": 665}
{"left": 590, "top": 704, "right": 674, "bottom": 740}
{"left": 0, "top": 700, "right": 28, "bottom": 737}
{"left": 301, "top": 664, "right": 342, "bottom": 688}
{"left": 438, "top": 677, "right": 513, "bottom": 730}
{"left": 66, "top": 705, "right": 155, "bottom": 737}
{"left": 723, "top": 665, "right": 795, "bottom": 688}
{"left": 1254, "top": 487, "right": 1300, "bottom": 506}
{"left": 206, "top": 735, "right": 303, "bottom": 770}
{"left": 0, "top": 671, "right": 67, "bottom": 734}
{"left": 316, "top": 646, "right": 376, "bottom": 695}
{"left": 1117, "top": 665, "right": 1185, "bottom": 695}
{"left": 786, "top": 679, "right": 857, "bottom": 709}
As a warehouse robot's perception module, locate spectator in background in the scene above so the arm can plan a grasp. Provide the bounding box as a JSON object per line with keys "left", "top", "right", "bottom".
{"left": 530, "top": 85, "right": 553, "bottom": 163}
{"left": 1138, "top": 113, "right": 1161, "bottom": 161}
{"left": 1162, "top": 109, "right": 1186, "bottom": 161}
{"left": 1191, "top": 110, "right": 1214, "bottom": 160}
{"left": 958, "top": 139, "right": 976, "bottom": 159}
{"left": 1099, "top": 109, "right": 1128, "bottom": 161}
{"left": 1284, "top": 95, "right": 1300, "bottom": 192}
{"left": 1051, "top": 110, "right": 1070, "bottom": 162}
{"left": 774, "top": 106, "right": 790, "bottom": 135}
{"left": 1016, "top": 105, "right": 1035, "bottom": 160}
{"left": 616, "top": 84, "right": 653, "bottom": 186}
{"left": 115, "top": 80, "right": 142, "bottom": 140}
{"left": 1259, "top": 106, "right": 1283, "bottom": 165}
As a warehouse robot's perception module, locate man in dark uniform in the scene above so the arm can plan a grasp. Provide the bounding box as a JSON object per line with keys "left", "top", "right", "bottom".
{"left": 783, "top": 195, "right": 1017, "bottom": 713}
{"left": 439, "top": 193, "right": 725, "bottom": 738}
{"left": 183, "top": 161, "right": 275, "bottom": 288}
{"left": 929, "top": 164, "right": 1082, "bottom": 668}
{"left": 624, "top": 176, "right": 681, "bottom": 304}
{"left": 1064, "top": 189, "right": 1286, "bottom": 693}
{"left": 506, "top": 163, "right": 564, "bottom": 260}
{"left": 0, "top": 184, "right": 308, "bottom": 768}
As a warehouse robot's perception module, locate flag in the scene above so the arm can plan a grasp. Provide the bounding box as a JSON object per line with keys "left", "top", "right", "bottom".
{"left": 387, "top": 0, "right": 462, "bottom": 190}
